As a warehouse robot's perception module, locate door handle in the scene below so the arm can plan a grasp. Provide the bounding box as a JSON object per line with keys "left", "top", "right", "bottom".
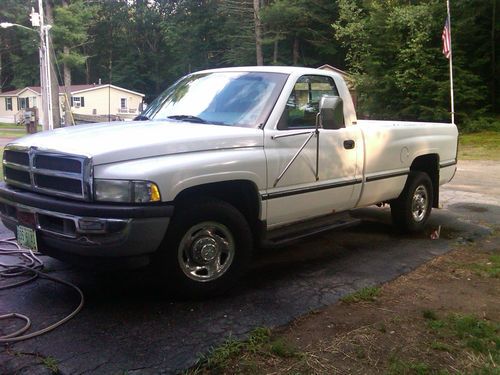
{"left": 343, "top": 140, "right": 355, "bottom": 149}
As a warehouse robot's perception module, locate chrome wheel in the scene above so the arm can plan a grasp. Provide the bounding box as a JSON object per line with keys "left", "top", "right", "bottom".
{"left": 177, "top": 221, "right": 235, "bottom": 282}
{"left": 411, "top": 185, "right": 428, "bottom": 222}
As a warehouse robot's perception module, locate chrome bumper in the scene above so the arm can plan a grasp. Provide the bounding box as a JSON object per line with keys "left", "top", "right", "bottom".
{"left": 0, "top": 183, "right": 172, "bottom": 264}
{"left": 0, "top": 196, "right": 130, "bottom": 239}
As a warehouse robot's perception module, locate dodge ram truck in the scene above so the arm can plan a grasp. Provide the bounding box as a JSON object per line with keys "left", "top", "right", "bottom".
{"left": 0, "top": 66, "right": 458, "bottom": 297}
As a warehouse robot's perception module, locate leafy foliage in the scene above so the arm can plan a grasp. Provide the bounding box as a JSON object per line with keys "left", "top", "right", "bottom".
{"left": 52, "top": 0, "right": 96, "bottom": 70}
{"left": 0, "top": 0, "right": 497, "bottom": 129}
{"left": 334, "top": 0, "right": 499, "bottom": 130}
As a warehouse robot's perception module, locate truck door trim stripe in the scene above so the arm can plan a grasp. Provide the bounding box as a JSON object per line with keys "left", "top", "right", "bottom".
{"left": 261, "top": 178, "right": 362, "bottom": 200}
{"left": 365, "top": 170, "right": 409, "bottom": 182}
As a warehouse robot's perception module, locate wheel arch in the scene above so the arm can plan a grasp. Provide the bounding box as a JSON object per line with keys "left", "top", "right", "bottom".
{"left": 409, "top": 153, "right": 439, "bottom": 208}
{"left": 173, "top": 179, "right": 263, "bottom": 236}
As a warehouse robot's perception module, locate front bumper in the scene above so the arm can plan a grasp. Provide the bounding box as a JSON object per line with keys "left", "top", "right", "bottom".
{"left": 0, "top": 182, "right": 173, "bottom": 267}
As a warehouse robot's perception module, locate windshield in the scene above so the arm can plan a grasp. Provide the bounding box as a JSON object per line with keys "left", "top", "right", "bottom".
{"left": 140, "top": 71, "right": 288, "bottom": 128}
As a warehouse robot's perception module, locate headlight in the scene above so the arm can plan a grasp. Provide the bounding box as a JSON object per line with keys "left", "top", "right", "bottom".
{"left": 94, "top": 179, "right": 161, "bottom": 203}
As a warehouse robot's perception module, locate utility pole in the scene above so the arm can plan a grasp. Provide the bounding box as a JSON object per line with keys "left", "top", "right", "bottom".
{"left": 44, "top": 0, "right": 61, "bottom": 128}
{"left": 33, "top": 1, "right": 53, "bottom": 131}
{"left": 1, "top": 6, "right": 54, "bottom": 130}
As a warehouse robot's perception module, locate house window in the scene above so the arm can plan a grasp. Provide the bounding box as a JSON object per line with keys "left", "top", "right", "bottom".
{"left": 18, "top": 97, "right": 29, "bottom": 109}
{"left": 5, "top": 97, "right": 13, "bottom": 111}
{"left": 71, "top": 96, "right": 85, "bottom": 108}
{"left": 32, "top": 96, "right": 37, "bottom": 108}
{"left": 120, "top": 98, "right": 128, "bottom": 110}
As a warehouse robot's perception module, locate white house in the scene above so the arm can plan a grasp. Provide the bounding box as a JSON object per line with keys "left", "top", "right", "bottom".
{"left": 0, "top": 84, "right": 145, "bottom": 125}
{"left": 317, "top": 64, "right": 357, "bottom": 107}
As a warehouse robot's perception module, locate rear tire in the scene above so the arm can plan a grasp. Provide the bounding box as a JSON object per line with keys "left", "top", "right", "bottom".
{"left": 391, "top": 171, "right": 433, "bottom": 233}
{"left": 155, "top": 198, "right": 252, "bottom": 299}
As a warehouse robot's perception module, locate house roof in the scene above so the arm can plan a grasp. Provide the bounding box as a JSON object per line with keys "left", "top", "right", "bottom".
{"left": 0, "top": 85, "right": 102, "bottom": 96}
{"left": 0, "top": 88, "right": 24, "bottom": 96}
{"left": 317, "top": 64, "right": 350, "bottom": 77}
{"left": 71, "top": 84, "right": 145, "bottom": 97}
{"left": 0, "top": 84, "right": 145, "bottom": 97}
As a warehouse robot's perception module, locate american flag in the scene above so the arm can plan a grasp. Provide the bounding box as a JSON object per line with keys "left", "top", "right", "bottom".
{"left": 442, "top": 18, "right": 451, "bottom": 59}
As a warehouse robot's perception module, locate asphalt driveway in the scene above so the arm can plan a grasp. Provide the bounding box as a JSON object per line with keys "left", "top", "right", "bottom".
{"left": 1, "top": 160, "right": 499, "bottom": 374}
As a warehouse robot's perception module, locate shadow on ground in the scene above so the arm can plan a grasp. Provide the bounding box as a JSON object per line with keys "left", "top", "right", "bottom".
{"left": 0, "top": 201, "right": 496, "bottom": 374}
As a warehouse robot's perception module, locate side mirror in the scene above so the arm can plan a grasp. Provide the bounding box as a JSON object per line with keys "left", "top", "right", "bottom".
{"left": 318, "top": 95, "right": 345, "bottom": 130}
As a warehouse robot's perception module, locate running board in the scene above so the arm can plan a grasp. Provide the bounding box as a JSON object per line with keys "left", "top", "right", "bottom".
{"left": 263, "top": 212, "right": 360, "bottom": 246}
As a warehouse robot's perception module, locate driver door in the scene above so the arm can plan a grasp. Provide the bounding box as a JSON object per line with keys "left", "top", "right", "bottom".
{"left": 263, "top": 74, "right": 361, "bottom": 227}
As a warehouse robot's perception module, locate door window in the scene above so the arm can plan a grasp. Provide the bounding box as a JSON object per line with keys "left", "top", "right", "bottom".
{"left": 278, "top": 75, "right": 339, "bottom": 130}
{"left": 18, "top": 97, "right": 29, "bottom": 109}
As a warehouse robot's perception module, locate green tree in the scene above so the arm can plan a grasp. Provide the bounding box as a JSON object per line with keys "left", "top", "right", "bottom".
{"left": 0, "top": 0, "right": 39, "bottom": 91}
{"left": 217, "top": 0, "right": 257, "bottom": 66}
{"left": 52, "top": 0, "right": 96, "bottom": 86}
{"left": 334, "top": 0, "right": 498, "bottom": 129}
{"left": 261, "top": 0, "right": 342, "bottom": 66}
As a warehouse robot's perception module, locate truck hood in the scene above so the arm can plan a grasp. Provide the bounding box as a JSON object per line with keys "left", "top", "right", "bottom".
{"left": 8, "top": 120, "right": 264, "bottom": 165}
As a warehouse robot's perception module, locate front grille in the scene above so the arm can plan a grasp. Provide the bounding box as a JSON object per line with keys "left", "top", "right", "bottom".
{"left": 5, "top": 168, "right": 31, "bottom": 185}
{"left": 4, "top": 150, "right": 29, "bottom": 166}
{"left": 3, "top": 147, "right": 90, "bottom": 200}
{"left": 34, "top": 174, "right": 83, "bottom": 195}
{"left": 34, "top": 154, "right": 82, "bottom": 173}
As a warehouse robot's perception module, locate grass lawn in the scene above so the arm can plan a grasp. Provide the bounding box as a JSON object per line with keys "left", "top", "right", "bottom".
{"left": 459, "top": 131, "right": 500, "bottom": 160}
{"left": 187, "top": 232, "right": 500, "bottom": 375}
{"left": 0, "top": 130, "right": 28, "bottom": 138}
{"left": 0, "top": 122, "right": 29, "bottom": 138}
{"left": 0, "top": 122, "right": 42, "bottom": 133}
{"left": 0, "top": 122, "right": 23, "bottom": 128}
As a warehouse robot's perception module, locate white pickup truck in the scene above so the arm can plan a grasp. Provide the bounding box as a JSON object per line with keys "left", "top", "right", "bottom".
{"left": 0, "top": 67, "right": 458, "bottom": 296}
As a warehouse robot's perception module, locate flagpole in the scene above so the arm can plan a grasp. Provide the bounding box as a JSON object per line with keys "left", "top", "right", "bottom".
{"left": 446, "top": 0, "right": 455, "bottom": 124}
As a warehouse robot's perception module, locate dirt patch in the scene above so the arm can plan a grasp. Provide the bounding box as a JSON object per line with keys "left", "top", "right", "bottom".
{"left": 190, "top": 232, "right": 500, "bottom": 374}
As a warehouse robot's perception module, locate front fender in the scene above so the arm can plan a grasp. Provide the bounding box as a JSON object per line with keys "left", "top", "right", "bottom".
{"left": 93, "top": 147, "right": 267, "bottom": 202}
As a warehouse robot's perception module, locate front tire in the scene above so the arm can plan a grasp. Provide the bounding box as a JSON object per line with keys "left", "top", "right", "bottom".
{"left": 391, "top": 171, "right": 433, "bottom": 233}
{"left": 157, "top": 199, "right": 252, "bottom": 298}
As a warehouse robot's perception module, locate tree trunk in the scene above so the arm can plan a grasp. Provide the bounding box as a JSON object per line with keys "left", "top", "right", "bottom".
{"left": 61, "top": 0, "right": 71, "bottom": 87}
{"left": 293, "top": 36, "right": 299, "bottom": 65}
{"left": 108, "top": 57, "right": 112, "bottom": 122}
{"left": 84, "top": 46, "right": 91, "bottom": 84}
{"left": 45, "top": 0, "right": 62, "bottom": 128}
{"left": 60, "top": 0, "right": 72, "bottom": 126}
{"left": 253, "top": 0, "right": 264, "bottom": 65}
{"left": 273, "top": 39, "right": 278, "bottom": 64}
{"left": 62, "top": 45, "right": 73, "bottom": 126}
{"left": 108, "top": 18, "right": 113, "bottom": 122}
{"left": 62, "top": 46, "right": 71, "bottom": 88}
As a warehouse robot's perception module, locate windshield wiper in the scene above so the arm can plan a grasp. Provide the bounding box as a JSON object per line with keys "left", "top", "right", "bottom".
{"left": 166, "top": 115, "right": 208, "bottom": 124}
{"left": 133, "top": 114, "right": 150, "bottom": 121}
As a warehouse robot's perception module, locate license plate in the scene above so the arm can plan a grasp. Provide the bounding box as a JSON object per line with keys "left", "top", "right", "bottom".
{"left": 17, "top": 225, "right": 38, "bottom": 251}
{"left": 17, "top": 210, "right": 36, "bottom": 227}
